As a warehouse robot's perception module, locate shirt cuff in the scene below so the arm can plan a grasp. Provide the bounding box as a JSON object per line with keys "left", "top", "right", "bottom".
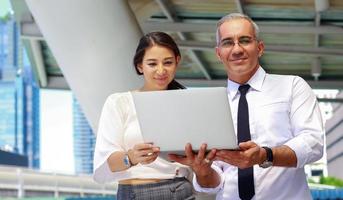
{"left": 284, "top": 137, "right": 311, "bottom": 168}
{"left": 192, "top": 164, "right": 224, "bottom": 194}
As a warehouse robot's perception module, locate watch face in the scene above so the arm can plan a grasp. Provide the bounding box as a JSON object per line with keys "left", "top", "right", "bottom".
{"left": 260, "top": 161, "right": 273, "bottom": 168}
{"left": 123, "top": 155, "right": 131, "bottom": 167}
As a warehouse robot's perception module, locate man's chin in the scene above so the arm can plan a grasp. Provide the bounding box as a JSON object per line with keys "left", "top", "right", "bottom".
{"left": 229, "top": 65, "right": 249, "bottom": 72}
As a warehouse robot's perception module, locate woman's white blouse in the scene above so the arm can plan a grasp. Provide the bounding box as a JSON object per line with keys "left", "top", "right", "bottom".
{"left": 93, "top": 92, "right": 190, "bottom": 183}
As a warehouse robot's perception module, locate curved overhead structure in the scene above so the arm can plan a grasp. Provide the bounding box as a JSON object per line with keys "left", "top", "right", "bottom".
{"left": 25, "top": 0, "right": 143, "bottom": 131}
{"left": 15, "top": 0, "right": 343, "bottom": 89}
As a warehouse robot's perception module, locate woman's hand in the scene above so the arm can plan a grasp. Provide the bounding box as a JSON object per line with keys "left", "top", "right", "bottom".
{"left": 127, "top": 143, "right": 160, "bottom": 165}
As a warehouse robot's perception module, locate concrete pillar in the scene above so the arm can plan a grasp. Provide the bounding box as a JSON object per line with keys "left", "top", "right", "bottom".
{"left": 16, "top": 168, "right": 24, "bottom": 198}
{"left": 25, "top": 0, "right": 143, "bottom": 131}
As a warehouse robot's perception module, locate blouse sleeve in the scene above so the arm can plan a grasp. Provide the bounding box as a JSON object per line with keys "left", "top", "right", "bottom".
{"left": 93, "top": 93, "right": 127, "bottom": 183}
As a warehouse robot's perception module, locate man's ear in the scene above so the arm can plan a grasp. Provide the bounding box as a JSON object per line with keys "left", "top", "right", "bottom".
{"left": 257, "top": 40, "right": 265, "bottom": 57}
{"left": 215, "top": 47, "right": 222, "bottom": 61}
{"left": 137, "top": 64, "right": 143, "bottom": 73}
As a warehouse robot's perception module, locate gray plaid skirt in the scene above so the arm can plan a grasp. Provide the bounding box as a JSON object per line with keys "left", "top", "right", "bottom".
{"left": 117, "top": 177, "right": 195, "bottom": 200}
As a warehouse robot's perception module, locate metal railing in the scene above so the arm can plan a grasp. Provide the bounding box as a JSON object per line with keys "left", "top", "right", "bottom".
{"left": 0, "top": 165, "right": 116, "bottom": 198}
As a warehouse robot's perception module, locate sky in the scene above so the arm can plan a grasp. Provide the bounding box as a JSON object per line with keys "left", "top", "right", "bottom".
{"left": 0, "top": 0, "right": 11, "bottom": 18}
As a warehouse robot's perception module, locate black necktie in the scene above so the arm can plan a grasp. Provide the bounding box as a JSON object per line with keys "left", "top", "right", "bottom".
{"left": 237, "top": 84, "right": 255, "bottom": 200}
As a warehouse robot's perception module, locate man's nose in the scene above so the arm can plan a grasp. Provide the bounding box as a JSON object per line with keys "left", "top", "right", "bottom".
{"left": 231, "top": 42, "right": 244, "bottom": 55}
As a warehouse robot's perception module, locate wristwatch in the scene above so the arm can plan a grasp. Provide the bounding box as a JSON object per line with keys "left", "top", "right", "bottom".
{"left": 123, "top": 154, "right": 132, "bottom": 168}
{"left": 259, "top": 146, "right": 273, "bottom": 168}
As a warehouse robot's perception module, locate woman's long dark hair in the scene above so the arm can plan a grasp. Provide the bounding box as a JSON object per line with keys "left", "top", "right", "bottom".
{"left": 133, "top": 32, "right": 185, "bottom": 90}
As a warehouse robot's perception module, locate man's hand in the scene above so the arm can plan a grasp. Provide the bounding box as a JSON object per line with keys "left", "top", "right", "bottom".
{"left": 168, "top": 143, "right": 220, "bottom": 187}
{"left": 216, "top": 141, "right": 266, "bottom": 169}
{"left": 168, "top": 143, "right": 216, "bottom": 176}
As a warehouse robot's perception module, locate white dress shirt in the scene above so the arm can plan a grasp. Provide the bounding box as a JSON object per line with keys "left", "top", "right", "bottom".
{"left": 193, "top": 67, "right": 324, "bottom": 200}
{"left": 93, "top": 92, "right": 190, "bottom": 184}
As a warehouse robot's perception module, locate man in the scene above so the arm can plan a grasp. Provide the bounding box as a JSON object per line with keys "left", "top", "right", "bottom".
{"left": 169, "top": 13, "right": 324, "bottom": 200}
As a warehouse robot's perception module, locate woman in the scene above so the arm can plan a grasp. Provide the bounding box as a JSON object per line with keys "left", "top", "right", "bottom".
{"left": 93, "top": 32, "right": 194, "bottom": 200}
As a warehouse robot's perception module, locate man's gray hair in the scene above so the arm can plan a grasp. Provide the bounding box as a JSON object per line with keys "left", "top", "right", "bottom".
{"left": 216, "top": 13, "right": 260, "bottom": 46}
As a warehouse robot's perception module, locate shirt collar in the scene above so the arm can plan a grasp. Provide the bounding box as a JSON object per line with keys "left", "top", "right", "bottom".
{"left": 226, "top": 66, "right": 266, "bottom": 100}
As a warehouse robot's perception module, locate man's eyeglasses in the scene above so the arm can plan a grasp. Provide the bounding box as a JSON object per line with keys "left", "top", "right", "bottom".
{"left": 219, "top": 36, "right": 256, "bottom": 48}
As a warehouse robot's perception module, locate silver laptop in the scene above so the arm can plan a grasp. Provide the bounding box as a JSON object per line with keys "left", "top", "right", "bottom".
{"left": 132, "top": 87, "right": 238, "bottom": 154}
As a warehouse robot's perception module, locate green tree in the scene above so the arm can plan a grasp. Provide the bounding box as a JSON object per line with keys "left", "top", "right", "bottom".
{"left": 320, "top": 176, "right": 343, "bottom": 188}
{"left": 0, "top": 12, "right": 11, "bottom": 23}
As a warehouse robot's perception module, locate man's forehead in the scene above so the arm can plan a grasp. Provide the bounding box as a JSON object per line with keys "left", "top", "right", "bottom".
{"left": 219, "top": 19, "right": 255, "bottom": 38}
{"left": 221, "top": 18, "right": 251, "bottom": 26}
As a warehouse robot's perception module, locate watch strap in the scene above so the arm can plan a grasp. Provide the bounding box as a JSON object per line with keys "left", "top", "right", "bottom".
{"left": 262, "top": 146, "right": 273, "bottom": 162}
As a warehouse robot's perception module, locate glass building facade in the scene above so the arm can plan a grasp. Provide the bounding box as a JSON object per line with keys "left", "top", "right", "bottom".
{"left": 1, "top": 15, "right": 94, "bottom": 172}
{"left": 0, "top": 16, "right": 40, "bottom": 169}
{"left": 73, "top": 97, "right": 95, "bottom": 174}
